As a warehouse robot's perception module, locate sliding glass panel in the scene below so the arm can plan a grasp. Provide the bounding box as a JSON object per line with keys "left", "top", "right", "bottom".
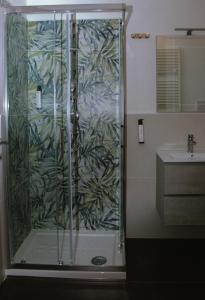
{"left": 53, "top": 13, "right": 73, "bottom": 266}
{"left": 7, "top": 12, "right": 70, "bottom": 265}
{"left": 62, "top": 11, "right": 125, "bottom": 267}
{"left": 7, "top": 12, "right": 30, "bottom": 263}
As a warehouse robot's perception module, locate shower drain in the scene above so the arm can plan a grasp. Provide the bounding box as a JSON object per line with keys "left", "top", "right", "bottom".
{"left": 91, "top": 256, "right": 107, "bottom": 266}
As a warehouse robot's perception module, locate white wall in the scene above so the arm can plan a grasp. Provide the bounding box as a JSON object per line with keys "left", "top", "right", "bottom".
{"left": 126, "top": 0, "right": 205, "bottom": 113}
{"left": 127, "top": 114, "right": 205, "bottom": 238}
{"left": 125, "top": 0, "right": 205, "bottom": 238}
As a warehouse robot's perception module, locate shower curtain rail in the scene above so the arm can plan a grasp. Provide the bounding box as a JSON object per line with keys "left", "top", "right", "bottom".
{"left": 6, "top": 4, "right": 126, "bottom": 14}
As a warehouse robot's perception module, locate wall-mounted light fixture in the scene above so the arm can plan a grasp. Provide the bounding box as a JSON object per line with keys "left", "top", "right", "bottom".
{"left": 175, "top": 28, "right": 205, "bottom": 36}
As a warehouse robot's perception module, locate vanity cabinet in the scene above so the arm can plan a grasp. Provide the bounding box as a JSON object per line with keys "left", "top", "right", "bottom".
{"left": 156, "top": 155, "right": 205, "bottom": 225}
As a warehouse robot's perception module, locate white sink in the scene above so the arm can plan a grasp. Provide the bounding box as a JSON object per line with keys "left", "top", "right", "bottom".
{"left": 157, "top": 150, "right": 205, "bottom": 162}
{"left": 170, "top": 152, "right": 205, "bottom": 161}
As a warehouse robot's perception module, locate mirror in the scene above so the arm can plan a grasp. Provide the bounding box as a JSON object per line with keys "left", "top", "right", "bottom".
{"left": 156, "top": 35, "right": 205, "bottom": 113}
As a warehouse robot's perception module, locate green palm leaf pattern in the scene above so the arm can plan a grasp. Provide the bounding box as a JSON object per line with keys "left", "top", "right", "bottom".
{"left": 7, "top": 14, "right": 30, "bottom": 255}
{"left": 75, "top": 20, "right": 121, "bottom": 230}
{"left": 8, "top": 16, "right": 122, "bottom": 252}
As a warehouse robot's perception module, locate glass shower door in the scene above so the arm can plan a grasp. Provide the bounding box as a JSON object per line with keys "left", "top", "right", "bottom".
{"left": 6, "top": 8, "right": 125, "bottom": 268}
{"left": 7, "top": 11, "right": 72, "bottom": 266}
{"left": 62, "top": 12, "right": 125, "bottom": 267}
{"left": 7, "top": 12, "right": 30, "bottom": 264}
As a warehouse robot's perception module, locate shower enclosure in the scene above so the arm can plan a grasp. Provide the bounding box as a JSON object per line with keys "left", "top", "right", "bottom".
{"left": 2, "top": 4, "right": 125, "bottom": 271}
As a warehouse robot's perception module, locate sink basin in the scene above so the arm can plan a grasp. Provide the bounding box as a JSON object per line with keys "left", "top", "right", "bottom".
{"left": 170, "top": 152, "right": 205, "bottom": 161}
{"left": 157, "top": 150, "right": 205, "bottom": 162}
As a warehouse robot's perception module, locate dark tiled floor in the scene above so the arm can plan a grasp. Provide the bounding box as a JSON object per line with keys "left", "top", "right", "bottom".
{"left": 1, "top": 277, "right": 205, "bottom": 300}
{"left": 0, "top": 277, "right": 127, "bottom": 300}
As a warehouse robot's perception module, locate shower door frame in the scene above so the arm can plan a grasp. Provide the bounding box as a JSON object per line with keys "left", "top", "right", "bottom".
{"left": 6, "top": 4, "right": 125, "bottom": 13}
{"left": 0, "top": 5, "right": 10, "bottom": 279}
{"left": 2, "top": 3, "right": 127, "bottom": 274}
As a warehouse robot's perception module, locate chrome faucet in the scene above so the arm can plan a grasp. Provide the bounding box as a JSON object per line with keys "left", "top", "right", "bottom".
{"left": 187, "top": 134, "right": 196, "bottom": 154}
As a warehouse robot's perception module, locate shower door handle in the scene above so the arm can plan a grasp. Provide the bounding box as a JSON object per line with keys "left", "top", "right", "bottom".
{"left": 0, "top": 139, "right": 8, "bottom": 145}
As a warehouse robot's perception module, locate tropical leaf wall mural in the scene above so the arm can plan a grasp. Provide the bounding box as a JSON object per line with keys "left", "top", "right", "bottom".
{"left": 7, "top": 15, "right": 123, "bottom": 256}
{"left": 7, "top": 13, "right": 30, "bottom": 256}
{"left": 76, "top": 19, "right": 122, "bottom": 230}
{"left": 27, "top": 19, "right": 69, "bottom": 230}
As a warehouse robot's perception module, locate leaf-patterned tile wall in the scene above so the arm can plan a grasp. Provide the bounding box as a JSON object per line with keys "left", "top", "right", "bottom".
{"left": 7, "top": 13, "right": 30, "bottom": 257}
{"left": 75, "top": 20, "right": 122, "bottom": 230}
{"left": 8, "top": 15, "right": 123, "bottom": 253}
{"left": 28, "top": 18, "right": 123, "bottom": 231}
{"left": 27, "top": 18, "right": 69, "bottom": 231}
